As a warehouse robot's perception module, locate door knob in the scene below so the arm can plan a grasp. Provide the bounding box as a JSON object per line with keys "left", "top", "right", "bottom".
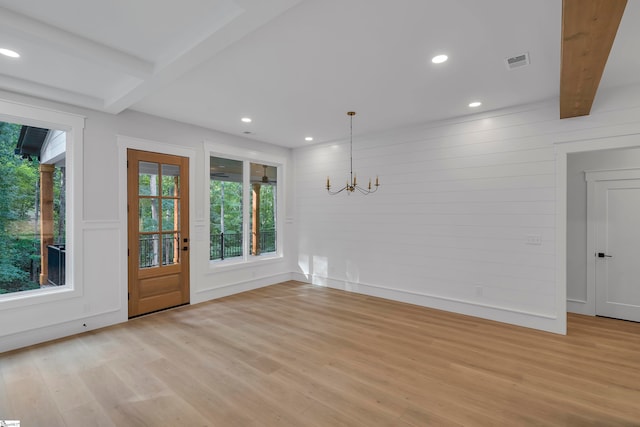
{"left": 597, "top": 252, "right": 613, "bottom": 258}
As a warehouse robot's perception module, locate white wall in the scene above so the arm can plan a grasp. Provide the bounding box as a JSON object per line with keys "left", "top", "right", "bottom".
{"left": 0, "top": 91, "right": 294, "bottom": 353}
{"left": 5, "top": 81, "right": 640, "bottom": 351}
{"left": 40, "top": 129, "right": 66, "bottom": 164}
{"left": 566, "top": 147, "right": 640, "bottom": 313}
{"left": 293, "top": 83, "right": 640, "bottom": 334}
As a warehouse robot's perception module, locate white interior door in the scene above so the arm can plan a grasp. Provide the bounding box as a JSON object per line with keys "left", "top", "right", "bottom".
{"left": 594, "top": 178, "right": 640, "bottom": 321}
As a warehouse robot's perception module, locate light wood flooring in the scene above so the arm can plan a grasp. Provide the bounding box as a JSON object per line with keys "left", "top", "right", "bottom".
{"left": 1, "top": 281, "right": 640, "bottom": 426}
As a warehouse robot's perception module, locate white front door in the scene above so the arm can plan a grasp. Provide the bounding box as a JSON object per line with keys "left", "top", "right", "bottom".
{"left": 594, "top": 178, "right": 640, "bottom": 321}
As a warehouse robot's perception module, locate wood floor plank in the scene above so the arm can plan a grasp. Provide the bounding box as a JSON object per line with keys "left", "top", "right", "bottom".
{"left": 2, "top": 280, "right": 640, "bottom": 426}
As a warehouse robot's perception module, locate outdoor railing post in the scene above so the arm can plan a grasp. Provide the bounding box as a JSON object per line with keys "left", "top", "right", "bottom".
{"left": 220, "top": 232, "right": 225, "bottom": 260}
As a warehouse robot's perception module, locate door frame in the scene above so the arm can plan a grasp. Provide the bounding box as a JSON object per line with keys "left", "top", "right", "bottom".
{"left": 555, "top": 130, "right": 640, "bottom": 334}
{"left": 585, "top": 168, "right": 640, "bottom": 316}
{"left": 117, "top": 136, "right": 197, "bottom": 319}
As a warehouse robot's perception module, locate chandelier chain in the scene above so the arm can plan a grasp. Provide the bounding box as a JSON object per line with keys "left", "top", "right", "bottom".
{"left": 326, "top": 111, "right": 380, "bottom": 195}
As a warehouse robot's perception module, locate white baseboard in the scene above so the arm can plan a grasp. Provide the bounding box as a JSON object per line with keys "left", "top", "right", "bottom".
{"left": 1, "top": 273, "right": 293, "bottom": 354}
{"left": 3, "top": 271, "right": 572, "bottom": 354}
{"left": 0, "top": 309, "right": 125, "bottom": 354}
{"left": 191, "top": 272, "right": 293, "bottom": 304}
{"left": 291, "top": 273, "right": 564, "bottom": 334}
{"left": 567, "top": 298, "right": 595, "bottom": 315}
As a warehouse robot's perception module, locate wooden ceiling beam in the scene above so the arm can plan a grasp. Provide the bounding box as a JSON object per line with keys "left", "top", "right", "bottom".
{"left": 560, "top": 0, "right": 627, "bottom": 119}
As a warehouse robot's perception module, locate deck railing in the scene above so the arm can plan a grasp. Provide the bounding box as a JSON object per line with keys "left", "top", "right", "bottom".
{"left": 137, "top": 231, "right": 276, "bottom": 265}
{"left": 139, "top": 234, "right": 179, "bottom": 268}
{"left": 47, "top": 244, "right": 66, "bottom": 286}
{"left": 209, "top": 230, "right": 276, "bottom": 260}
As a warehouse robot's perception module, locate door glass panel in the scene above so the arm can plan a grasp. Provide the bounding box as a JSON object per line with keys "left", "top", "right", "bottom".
{"left": 139, "top": 199, "right": 159, "bottom": 232}
{"left": 161, "top": 233, "right": 180, "bottom": 266}
{"left": 162, "top": 164, "right": 180, "bottom": 196}
{"left": 139, "top": 234, "right": 159, "bottom": 268}
{"left": 139, "top": 161, "right": 159, "bottom": 196}
{"left": 138, "top": 161, "right": 182, "bottom": 268}
{"left": 162, "top": 199, "right": 179, "bottom": 231}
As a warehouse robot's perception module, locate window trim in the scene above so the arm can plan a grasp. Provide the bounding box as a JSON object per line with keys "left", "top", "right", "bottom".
{"left": 204, "top": 141, "right": 285, "bottom": 269}
{"left": 0, "top": 98, "right": 85, "bottom": 309}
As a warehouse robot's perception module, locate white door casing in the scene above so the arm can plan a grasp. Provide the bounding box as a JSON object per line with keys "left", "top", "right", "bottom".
{"left": 586, "top": 168, "right": 640, "bottom": 322}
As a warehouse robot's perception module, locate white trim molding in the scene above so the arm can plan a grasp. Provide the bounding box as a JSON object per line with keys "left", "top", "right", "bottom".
{"left": 0, "top": 98, "right": 85, "bottom": 311}
{"left": 116, "top": 135, "right": 198, "bottom": 314}
{"left": 203, "top": 140, "right": 288, "bottom": 272}
{"left": 555, "top": 132, "right": 640, "bottom": 330}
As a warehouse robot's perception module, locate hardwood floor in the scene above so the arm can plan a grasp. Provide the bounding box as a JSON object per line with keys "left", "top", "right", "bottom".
{"left": 1, "top": 280, "right": 640, "bottom": 426}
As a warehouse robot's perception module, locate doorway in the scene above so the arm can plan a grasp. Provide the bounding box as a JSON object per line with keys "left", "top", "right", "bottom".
{"left": 127, "top": 149, "right": 190, "bottom": 317}
{"left": 563, "top": 143, "right": 640, "bottom": 324}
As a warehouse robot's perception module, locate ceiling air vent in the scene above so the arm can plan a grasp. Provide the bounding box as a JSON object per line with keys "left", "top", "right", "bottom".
{"left": 505, "top": 52, "right": 530, "bottom": 70}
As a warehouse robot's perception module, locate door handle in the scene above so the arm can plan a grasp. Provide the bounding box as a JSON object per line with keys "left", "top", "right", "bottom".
{"left": 597, "top": 252, "right": 613, "bottom": 258}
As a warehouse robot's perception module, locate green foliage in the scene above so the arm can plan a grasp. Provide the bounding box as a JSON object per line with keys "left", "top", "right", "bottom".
{"left": 208, "top": 162, "right": 278, "bottom": 257}
{"left": 259, "top": 185, "right": 276, "bottom": 230}
{"left": 0, "top": 121, "right": 42, "bottom": 293}
{"left": 210, "top": 180, "right": 243, "bottom": 235}
{"left": 15, "top": 162, "right": 38, "bottom": 219}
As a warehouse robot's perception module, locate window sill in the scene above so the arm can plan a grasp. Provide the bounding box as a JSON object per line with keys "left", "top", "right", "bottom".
{"left": 208, "top": 254, "right": 284, "bottom": 273}
{"left": 0, "top": 284, "right": 78, "bottom": 311}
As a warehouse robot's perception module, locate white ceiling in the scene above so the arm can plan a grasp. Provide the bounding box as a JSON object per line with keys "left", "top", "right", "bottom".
{"left": 1, "top": 0, "right": 639, "bottom": 148}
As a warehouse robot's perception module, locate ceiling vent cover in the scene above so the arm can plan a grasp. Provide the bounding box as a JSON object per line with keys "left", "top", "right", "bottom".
{"left": 505, "top": 52, "right": 530, "bottom": 70}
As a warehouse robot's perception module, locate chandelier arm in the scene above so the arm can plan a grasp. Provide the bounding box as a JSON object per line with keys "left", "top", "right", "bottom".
{"left": 354, "top": 185, "right": 372, "bottom": 195}
{"left": 327, "top": 185, "right": 348, "bottom": 195}
{"left": 354, "top": 186, "right": 369, "bottom": 195}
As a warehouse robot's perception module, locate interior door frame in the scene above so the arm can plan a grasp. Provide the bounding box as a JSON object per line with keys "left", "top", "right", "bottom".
{"left": 127, "top": 149, "right": 190, "bottom": 316}
{"left": 117, "top": 136, "right": 197, "bottom": 321}
{"left": 585, "top": 168, "right": 640, "bottom": 316}
{"left": 556, "top": 130, "right": 640, "bottom": 334}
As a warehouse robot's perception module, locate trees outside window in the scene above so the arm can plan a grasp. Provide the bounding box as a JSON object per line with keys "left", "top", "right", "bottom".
{"left": 209, "top": 156, "right": 278, "bottom": 261}
{"left": 210, "top": 157, "right": 243, "bottom": 260}
{"left": 0, "top": 121, "right": 65, "bottom": 294}
{"left": 249, "top": 163, "right": 277, "bottom": 256}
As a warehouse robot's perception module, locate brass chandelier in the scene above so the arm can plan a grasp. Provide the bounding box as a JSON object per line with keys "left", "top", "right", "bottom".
{"left": 326, "top": 111, "right": 379, "bottom": 195}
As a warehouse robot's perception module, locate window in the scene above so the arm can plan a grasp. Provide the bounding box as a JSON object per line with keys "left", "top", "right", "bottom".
{"left": 0, "top": 121, "right": 67, "bottom": 295}
{"left": 0, "top": 99, "right": 82, "bottom": 309}
{"left": 210, "top": 156, "right": 244, "bottom": 260}
{"left": 209, "top": 155, "right": 280, "bottom": 263}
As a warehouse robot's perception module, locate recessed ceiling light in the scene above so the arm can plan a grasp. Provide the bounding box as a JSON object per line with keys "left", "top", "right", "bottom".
{"left": 241, "top": 117, "right": 252, "bottom": 123}
{"left": 0, "top": 48, "right": 20, "bottom": 58}
{"left": 431, "top": 54, "right": 448, "bottom": 64}
{"left": 305, "top": 137, "right": 313, "bottom": 142}
{"left": 468, "top": 101, "right": 482, "bottom": 108}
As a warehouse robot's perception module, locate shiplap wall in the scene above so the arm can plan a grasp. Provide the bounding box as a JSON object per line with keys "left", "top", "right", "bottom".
{"left": 293, "top": 89, "right": 640, "bottom": 333}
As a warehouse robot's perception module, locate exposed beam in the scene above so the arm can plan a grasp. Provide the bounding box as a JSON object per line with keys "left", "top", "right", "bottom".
{"left": 104, "top": 0, "right": 303, "bottom": 114}
{"left": 0, "top": 6, "right": 154, "bottom": 79}
{"left": 560, "top": 0, "right": 627, "bottom": 119}
{"left": 0, "top": 73, "right": 104, "bottom": 111}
